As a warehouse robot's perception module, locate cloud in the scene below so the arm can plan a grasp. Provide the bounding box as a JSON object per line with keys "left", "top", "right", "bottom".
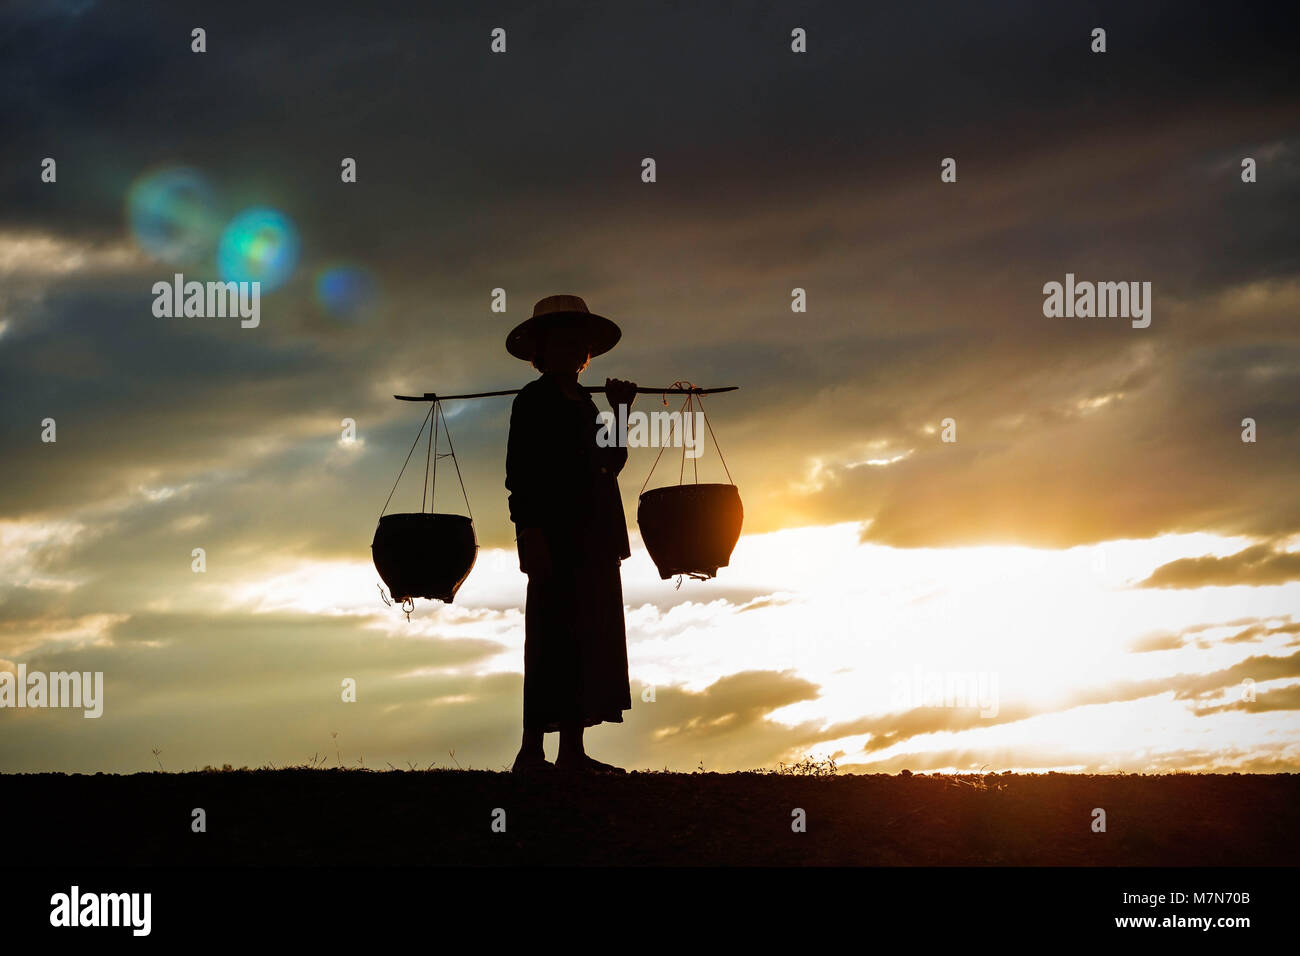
{"left": 0, "top": 231, "right": 143, "bottom": 277}
{"left": 1139, "top": 542, "right": 1300, "bottom": 588}
{"left": 0, "top": 609, "right": 515, "bottom": 772}
{"left": 1197, "top": 682, "right": 1300, "bottom": 715}
{"left": 2, "top": 7, "right": 1299, "bottom": 554}
{"left": 646, "top": 669, "right": 820, "bottom": 742}
{"left": 807, "top": 649, "right": 1300, "bottom": 760}
{"left": 1128, "top": 616, "right": 1300, "bottom": 652}
{"left": 618, "top": 670, "right": 829, "bottom": 770}
{"left": 1129, "top": 631, "right": 1187, "bottom": 653}
{"left": 840, "top": 743, "right": 1300, "bottom": 775}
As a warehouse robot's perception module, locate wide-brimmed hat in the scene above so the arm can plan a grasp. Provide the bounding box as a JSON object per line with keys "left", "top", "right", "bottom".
{"left": 505, "top": 294, "right": 622, "bottom": 362}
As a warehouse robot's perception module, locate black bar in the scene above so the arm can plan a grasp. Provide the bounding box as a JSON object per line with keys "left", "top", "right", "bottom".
{"left": 8, "top": 865, "right": 1287, "bottom": 941}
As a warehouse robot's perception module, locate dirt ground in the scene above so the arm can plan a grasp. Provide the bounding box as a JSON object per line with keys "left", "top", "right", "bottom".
{"left": 5, "top": 769, "right": 1297, "bottom": 866}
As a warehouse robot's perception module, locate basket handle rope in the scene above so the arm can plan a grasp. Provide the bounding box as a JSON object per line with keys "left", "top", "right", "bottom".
{"left": 379, "top": 400, "right": 473, "bottom": 520}
{"left": 432, "top": 400, "right": 474, "bottom": 521}
{"left": 380, "top": 404, "right": 433, "bottom": 518}
{"left": 639, "top": 381, "right": 734, "bottom": 495}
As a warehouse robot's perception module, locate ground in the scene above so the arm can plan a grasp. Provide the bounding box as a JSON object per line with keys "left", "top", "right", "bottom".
{"left": 6, "top": 769, "right": 1297, "bottom": 866}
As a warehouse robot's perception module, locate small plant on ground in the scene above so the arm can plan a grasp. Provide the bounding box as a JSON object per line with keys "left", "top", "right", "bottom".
{"left": 772, "top": 755, "right": 838, "bottom": 776}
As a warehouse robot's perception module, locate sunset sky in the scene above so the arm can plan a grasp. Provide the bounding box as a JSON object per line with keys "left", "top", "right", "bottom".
{"left": 2, "top": 0, "right": 1298, "bottom": 774}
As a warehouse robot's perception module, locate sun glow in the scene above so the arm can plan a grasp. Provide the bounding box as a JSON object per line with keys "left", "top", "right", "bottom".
{"left": 203, "top": 520, "right": 1300, "bottom": 772}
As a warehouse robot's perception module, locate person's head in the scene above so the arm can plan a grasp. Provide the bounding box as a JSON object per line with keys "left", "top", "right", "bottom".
{"left": 506, "top": 295, "right": 621, "bottom": 370}
{"left": 531, "top": 321, "right": 591, "bottom": 375}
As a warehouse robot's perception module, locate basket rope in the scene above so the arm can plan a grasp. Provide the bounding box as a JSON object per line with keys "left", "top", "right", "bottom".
{"left": 379, "top": 400, "right": 473, "bottom": 520}
{"left": 639, "top": 381, "right": 734, "bottom": 495}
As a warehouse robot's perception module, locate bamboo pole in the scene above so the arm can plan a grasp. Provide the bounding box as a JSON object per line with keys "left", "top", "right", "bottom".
{"left": 394, "top": 385, "right": 739, "bottom": 402}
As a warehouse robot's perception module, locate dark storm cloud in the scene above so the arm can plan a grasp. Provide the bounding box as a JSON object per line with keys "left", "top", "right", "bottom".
{"left": 2, "top": 0, "right": 1298, "bottom": 553}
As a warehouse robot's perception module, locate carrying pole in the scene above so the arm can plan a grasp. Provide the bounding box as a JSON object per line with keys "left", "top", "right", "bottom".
{"left": 394, "top": 385, "right": 738, "bottom": 402}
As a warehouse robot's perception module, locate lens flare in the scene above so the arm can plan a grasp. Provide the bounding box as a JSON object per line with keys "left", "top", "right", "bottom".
{"left": 314, "top": 265, "right": 378, "bottom": 320}
{"left": 126, "top": 168, "right": 223, "bottom": 265}
{"left": 217, "top": 208, "right": 300, "bottom": 291}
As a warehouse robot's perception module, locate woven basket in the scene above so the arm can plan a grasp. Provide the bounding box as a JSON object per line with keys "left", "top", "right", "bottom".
{"left": 372, "top": 513, "right": 478, "bottom": 604}
{"left": 637, "top": 484, "right": 742, "bottom": 580}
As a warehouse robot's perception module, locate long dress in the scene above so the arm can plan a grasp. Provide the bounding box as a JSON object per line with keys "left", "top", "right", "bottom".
{"left": 505, "top": 372, "right": 633, "bottom": 732}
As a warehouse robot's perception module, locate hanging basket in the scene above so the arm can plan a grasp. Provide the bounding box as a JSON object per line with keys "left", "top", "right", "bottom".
{"left": 372, "top": 513, "right": 478, "bottom": 604}
{"left": 634, "top": 383, "right": 742, "bottom": 581}
{"left": 373, "top": 400, "right": 477, "bottom": 610}
{"left": 638, "top": 483, "right": 742, "bottom": 580}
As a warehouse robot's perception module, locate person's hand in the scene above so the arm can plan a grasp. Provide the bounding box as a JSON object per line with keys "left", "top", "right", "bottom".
{"left": 516, "top": 527, "right": 552, "bottom": 579}
{"left": 605, "top": 377, "right": 637, "bottom": 409}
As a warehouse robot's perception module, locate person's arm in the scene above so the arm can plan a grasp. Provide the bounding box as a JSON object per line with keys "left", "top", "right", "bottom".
{"left": 505, "top": 389, "right": 552, "bottom": 577}
{"left": 600, "top": 377, "right": 636, "bottom": 476}
{"left": 514, "top": 526, "right": 552, "bottom": 578}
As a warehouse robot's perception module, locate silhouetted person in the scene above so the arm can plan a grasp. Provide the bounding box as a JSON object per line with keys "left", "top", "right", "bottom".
{"left": 505, "top": 295, "right": 635, "bottom": 774}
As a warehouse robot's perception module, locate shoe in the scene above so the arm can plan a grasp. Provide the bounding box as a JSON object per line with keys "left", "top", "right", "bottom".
{"left": 556, "top": 754, "right": 626, "bottom": 774}
{"left": 511, "top": 753, "right": 555, "bottom": 775}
